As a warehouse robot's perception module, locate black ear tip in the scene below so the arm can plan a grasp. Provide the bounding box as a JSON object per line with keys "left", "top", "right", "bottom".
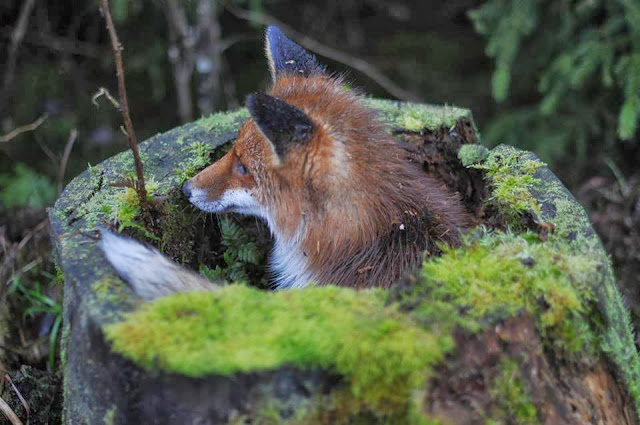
{"left": 266, "top": 25, "right": 281, "bottom": 37}
{"left": 266, "top": 26, "right": 285, "bottom": 43}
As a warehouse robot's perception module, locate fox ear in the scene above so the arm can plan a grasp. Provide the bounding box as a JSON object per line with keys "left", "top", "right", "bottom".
{"left": 247, "top": 93, "right": 314, "bottom": 158}
{"left": 265, "top": 26, "right": 324, "bottom": 82}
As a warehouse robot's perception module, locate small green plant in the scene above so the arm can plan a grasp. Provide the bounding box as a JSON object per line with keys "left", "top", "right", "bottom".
{"left": 0, "top": 163, "right": 57, "bottom": 209}
{"left": 200, "top": 216, "right": 264, "bottom": 284}
{"left": 9, "top": 266, "right": 63, "bottom": 370}
{"left": 111, "top": 177, "right": 159, "bottom": 239}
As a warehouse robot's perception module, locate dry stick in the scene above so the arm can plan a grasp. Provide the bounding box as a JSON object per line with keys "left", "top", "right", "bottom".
{"left": 98, "top": 0, "right": 150, "bottom": 224}
{"left": 91, "top": 87, "right": 120, "bottom": 109}
{"left": 225, "top": 5, "right": 422, "bottom": 102}
{"left": 57, "top": 129, "right": 78, "bottom": 193}
{"left": 0, "top": 396, "right": 23, "bottom": 425}
{"left": 0, "top": 114, "right": 48, "bottom": 143}
{"left": 3, "top": 375, "right": 29, "bottom": 423}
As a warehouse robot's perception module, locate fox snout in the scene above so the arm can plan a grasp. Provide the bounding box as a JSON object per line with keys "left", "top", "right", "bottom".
{"left": 182, "top": 152, "right": 264, "bottom": 218}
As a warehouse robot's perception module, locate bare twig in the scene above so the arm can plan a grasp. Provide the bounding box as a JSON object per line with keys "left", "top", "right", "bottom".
{"left": 6, "top": 258, "right": 43, "bottom": 287}
{"left": 91, "top": 87, "right": 120, "bottom": 109}
{"left": 0, "top": 114, "right": 48, "bottom": 143}
{"left": 1, "top": 0, "right": 36, "bottom": 113}
{"left": 57, "top": 129, "right": 78, "bottom": 193}
{"left": 3, "top": 375, "right": 29, "bottom": 423}
{"left": 0, "top": 395, "right": 23, "bottom": 425}
{"left": 225, "top": 5, "right": 422, "bottom": 102}
{"left": 98, "top": 0, "right": 150, "bottom": 224}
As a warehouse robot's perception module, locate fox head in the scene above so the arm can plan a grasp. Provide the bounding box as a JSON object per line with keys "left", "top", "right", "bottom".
{"left": 182, "top": 26, "right": 382, "bottom": 241}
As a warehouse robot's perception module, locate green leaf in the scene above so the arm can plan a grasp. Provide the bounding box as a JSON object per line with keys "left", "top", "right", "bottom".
{"left": 618, "top": 98, "right": 639, "bottom": 139}
{"left": 492, "top": 66, "right": 511, "bottom": 103}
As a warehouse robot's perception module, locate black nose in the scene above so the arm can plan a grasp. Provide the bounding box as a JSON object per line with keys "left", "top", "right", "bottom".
{"left": 182, "top": 180, "right": 192, "bottom": 198}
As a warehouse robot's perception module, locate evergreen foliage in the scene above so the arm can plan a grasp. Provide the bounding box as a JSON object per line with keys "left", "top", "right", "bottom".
{"left": 200, "top": 216, "right": 264, "bottom": 284}
{"left": 470, "top": 0, "right": 640, "bottom": 168}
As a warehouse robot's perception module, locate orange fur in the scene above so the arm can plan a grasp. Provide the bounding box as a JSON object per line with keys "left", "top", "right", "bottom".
{"left": 190, "top": 73, "right": 473, "bottom": 289}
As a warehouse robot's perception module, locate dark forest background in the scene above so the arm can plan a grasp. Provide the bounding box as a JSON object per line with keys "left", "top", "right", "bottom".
{"left": 0, "top": 0, "right": 639, "bottom": 419}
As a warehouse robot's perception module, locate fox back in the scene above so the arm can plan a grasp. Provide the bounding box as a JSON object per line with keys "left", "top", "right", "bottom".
{"left": 181, "top": 26, "right": 474, "bottom": 289}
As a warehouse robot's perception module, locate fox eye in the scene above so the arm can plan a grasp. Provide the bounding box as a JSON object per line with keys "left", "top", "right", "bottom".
{"left": 235, "top": 160, "right": 248, "bottom": 176}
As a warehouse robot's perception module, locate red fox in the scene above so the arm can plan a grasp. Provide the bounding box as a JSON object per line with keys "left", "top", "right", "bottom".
{"left": 100, "top": 26, "right": 473, "bottom": 299}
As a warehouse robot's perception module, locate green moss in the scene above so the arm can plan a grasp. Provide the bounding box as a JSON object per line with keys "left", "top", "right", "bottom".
{"left": 365, "top": 98, "right": 470, "bottom": 132}
{"left": 105, "top": 285, "right": 451, "bottom": 415}
{"left": 413, "top": 229, "right": 599, "bottom": 355}
{"left": 196, "top": 108, "right": 250, "bottom": 134}
{"left": 92, "top": 276, "right": 132, "bottom": 306}
{"left": 458, "top": 144, "right": 490, "bottom": 167}
{"left": 469, "top": 145, "right": 545, "bottom": 224}
{"left": 88, "top": 276, "right": 138, "bottom": 324}
{"left": 461, "top": 144, "right": 640, "bottom": 415}
{"left": 173, "top": 142, "right": 216, "bottom": 184}
{"left": 488, "top": 359, "right": 538, "bottom": 424}
{"left": 104, "top": 227, "right": 605, "bottom": 421}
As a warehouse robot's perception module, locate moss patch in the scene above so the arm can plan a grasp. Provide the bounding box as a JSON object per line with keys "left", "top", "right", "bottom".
{"left": 488, "top": 359, "right": 539, "bottom": 424}
{"left": 105, "top": 285, "right": 451, "bottom": 415}
{"left": 196, "top": 108, "right": 250, "bottom": 134}
{"left": 365, "top": 98, "right": 470, "bottom": 132}
{"left": 460, "top": 144, "right": 545, "bottom": 224}
{"left": 105, "top": 229, "right": 606, "bottom": 421}
{"left": 457, "top": 144, "right": 489, "bottom": 167}
{"left": 415, "top": 230, "right": 599, "bottom": 355}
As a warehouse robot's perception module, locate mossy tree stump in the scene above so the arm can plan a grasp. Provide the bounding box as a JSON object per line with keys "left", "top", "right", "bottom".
{"left": 50, "top": 100, "right": 640, "bottom": 424}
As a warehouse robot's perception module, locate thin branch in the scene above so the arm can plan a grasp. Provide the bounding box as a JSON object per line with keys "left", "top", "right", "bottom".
{"left": 3, "top": 375, "right": 28, "bottom": 423}
{"left": 91, "top": 87, "right": 120, "bottom": 109}
{"left": 0, "top": 114, "right": 48, "bottom": 143}
{"left": 5, "top": 258, "right": 43, "bottom": 287}
{"left": 98, "top": 0, "right": 150, "bottom": 224}
{"left": 1, "top": 0, "right": 36, "bottom": 113}
{"left": 225, "top": 5, "right": 422, "bottom": 102}
{"left": 0, "top": 396, "right": 22, "bottom": 425}
{"left": 58, "top": 129, "right": 78, "bottom": 193}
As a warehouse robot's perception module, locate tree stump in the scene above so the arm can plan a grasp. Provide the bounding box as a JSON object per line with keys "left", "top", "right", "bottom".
{"left": 49, "top": 100, "right": 640, "bottom": 424}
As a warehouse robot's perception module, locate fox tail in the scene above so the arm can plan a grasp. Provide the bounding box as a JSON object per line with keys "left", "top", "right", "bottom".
{"left": 98, "top": 229, "right": 217, "bottom": 301}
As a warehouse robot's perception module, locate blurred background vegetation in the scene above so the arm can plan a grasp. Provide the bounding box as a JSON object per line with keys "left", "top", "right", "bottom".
{"left": 0, "top": 0, "right": 639, "bottom": 419}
